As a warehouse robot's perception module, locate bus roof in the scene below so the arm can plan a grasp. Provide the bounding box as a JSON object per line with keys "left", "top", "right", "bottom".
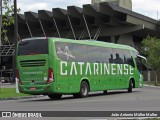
{"left": 50, "top": 37, "right": 138, "bottom": 52}
{"left": 21, "top": 37, "right": 138, "bottom": 52}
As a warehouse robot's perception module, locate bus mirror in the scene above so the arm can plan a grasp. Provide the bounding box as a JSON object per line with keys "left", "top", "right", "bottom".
{"left": 137, "top": 55, "right": 147, "bottom": 63}
{"left": 137, "top": 54, "right": 148, "bottom": 72}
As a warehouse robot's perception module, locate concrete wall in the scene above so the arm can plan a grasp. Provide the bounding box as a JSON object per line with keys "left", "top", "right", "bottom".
{"left": 119, "top": 0, "right": 132, "bottom": 10}
{"left": 144, "top": 70, "right": 160, "bottom": 82}
{"left": 117, "top": 34, "right": 135, "bottom": 47}
{"left": 92, "top": 0, "right": 132, "bottom": 10}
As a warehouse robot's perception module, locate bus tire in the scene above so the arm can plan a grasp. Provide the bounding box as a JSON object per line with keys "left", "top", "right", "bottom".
{"left": 48, "top": 94, "right": 62, "bottom": 100}
{"left": 128, "top": 80, "right": 133, "bottom": 93}
{"left": 73, "top": 93, "right": 80, "bottom": 98}
{"left": 79, "top": 81, "right": 89, "bottom": 98}
{"left": 103, "top": 90, "right": 108, "bottom": 94}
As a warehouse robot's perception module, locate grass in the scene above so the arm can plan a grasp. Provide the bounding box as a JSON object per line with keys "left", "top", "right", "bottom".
{"left": 0, "top": 88, "right": 31, "bottom": 99}
{"left": 144, "top": 81, "right": 160, "bottom": 86}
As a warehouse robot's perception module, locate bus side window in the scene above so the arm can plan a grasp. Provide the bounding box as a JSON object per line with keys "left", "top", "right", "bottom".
{"left": 123, "top": 50, "right": 135, "bottom": 67}
{"left": 112, "top": 49, "right": 124, "bottom": 64}
{"left": 87, "top": 46, "right": 101, "bottom": 63}
{"left": 135, "top": 57, "right": 143, "bottom": 73}
{"left": 72, "top": 44, "right": 88, "bottom": 62}
{"left": 55, "top": 42, "right": 74, "bottom": 61}
{"left": 109, "top": 54, "right": 113, "bottom": 63}
{"left": 127, "top": 57, "right": 135, "bottom": 67}
{"left": 100, "top": 47, "right": 112, "bottom": 63}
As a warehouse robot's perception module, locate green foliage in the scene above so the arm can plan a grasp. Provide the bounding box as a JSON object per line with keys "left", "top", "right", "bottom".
{"left": 142, "top": 36, "right": 160, "bottom": 85}
{"left": 1, "top": 0, "right": 20, "bottom": 44}
{"left": 142, "top": 36, "right": 160, "bottom": 71}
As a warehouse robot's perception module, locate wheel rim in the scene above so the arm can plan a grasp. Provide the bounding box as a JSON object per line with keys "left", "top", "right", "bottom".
{"left": 130, "top": 81, "right": 133, "bottom": 88}
{"left": 131, "top": 82, "right": 133, "bottom": 88}
{"left": 82, "top": 85, "right": 87, "bottom": 96}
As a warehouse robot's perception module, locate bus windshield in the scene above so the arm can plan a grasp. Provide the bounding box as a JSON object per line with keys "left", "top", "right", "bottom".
{"left": 18, "top": 39, "right": 48, "bottom": 55}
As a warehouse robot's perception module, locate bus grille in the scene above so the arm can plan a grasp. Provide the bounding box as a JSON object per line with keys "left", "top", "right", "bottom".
{"left": 20, "top": 60, "right": 46, "bottom": 67}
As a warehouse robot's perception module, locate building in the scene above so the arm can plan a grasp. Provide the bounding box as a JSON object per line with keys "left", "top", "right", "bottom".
{"left": 16, "top": 0, "right": 159, "bottom": 49}
{"left": 92, "top": 0, "right": 132, "bottom": 10}
{"left": 0, "top": 0, "right": 159, "bottom": 81}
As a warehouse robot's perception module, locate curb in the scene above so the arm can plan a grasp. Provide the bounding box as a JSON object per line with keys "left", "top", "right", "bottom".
{"left": 0, "top": 95, "right": 43, "bottom": 101}
{"left": 0, "top": 83, "right": 11, "bottom": 85}
{"left": 144, "top": 84, "right": 160, "bottom": 88}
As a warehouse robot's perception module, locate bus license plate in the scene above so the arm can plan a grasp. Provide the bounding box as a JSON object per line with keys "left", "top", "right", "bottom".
{"left": 30, "top": 87, "right": 36, "bottom": 90}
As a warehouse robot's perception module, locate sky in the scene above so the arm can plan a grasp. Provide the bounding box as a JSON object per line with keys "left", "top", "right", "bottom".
{"left": 17, "top": 0, "right": 160, "bottom": 20}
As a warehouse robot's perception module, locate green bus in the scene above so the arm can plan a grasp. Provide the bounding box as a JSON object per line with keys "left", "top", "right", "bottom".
{"left": 16, "top": 37, "right": 146, "bottom": 99}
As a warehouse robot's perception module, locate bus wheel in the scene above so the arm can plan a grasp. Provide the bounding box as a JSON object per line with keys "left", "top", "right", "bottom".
{"left": 103, "top": 90, "right": 108, "bottom": 94}
{"left": 128, "top": 80, "right": 133, "bottom": 93}
{"left": 48, "top": 94, "right": 62, "bottom": 100}
{"left": 79, "top": 81, "right": 89, "bottom": 98}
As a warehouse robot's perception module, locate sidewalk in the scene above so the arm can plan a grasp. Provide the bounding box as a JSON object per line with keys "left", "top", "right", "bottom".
{"left": 0, "top": 83, "right": 16, "bottom": 88}
{"left": 144, "top": 84, "right": 160, "bottom": 88}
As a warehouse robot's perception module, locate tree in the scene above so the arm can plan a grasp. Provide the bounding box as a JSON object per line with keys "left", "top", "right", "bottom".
{"left": 142, "top": 36, "right": 160, "bottom": 86}
{"left": 1, "top": 0, "right": 20, "bottom": 44}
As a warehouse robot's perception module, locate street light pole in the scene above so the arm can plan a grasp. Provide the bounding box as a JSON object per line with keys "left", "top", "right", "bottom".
{"left": 0, "top": 0, "right": 1, "bottom": 90}
{"left": 14, "top": 0, "right": 18, "bottom": 49}
{"left": 0, "top": 0, "right": 2, "bottom": 46}
{"left": 14, "top": 0, "right": 18, "bottom": 77}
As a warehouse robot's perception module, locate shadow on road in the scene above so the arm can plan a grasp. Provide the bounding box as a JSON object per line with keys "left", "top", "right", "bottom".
{"left": 20, "top": 90, "right": 140, "bottom": 102}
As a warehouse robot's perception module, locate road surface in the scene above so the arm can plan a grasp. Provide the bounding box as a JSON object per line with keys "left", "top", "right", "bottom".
{"left": 0, "top": 86, "right": 160, "bottom": 111}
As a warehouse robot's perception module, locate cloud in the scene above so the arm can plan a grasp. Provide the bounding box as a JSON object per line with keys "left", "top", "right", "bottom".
{"left": 133, "top": 0, "right": 160, "bottom": 11}
{"left": 17, "top": 0, "right": 160, "bottom": 19}
{"left": 132, "top": 0, "right": 160, "bottom": 19}
{"left": 18, "top": 3, "right": 48, "bottom": 12}
{"left": 18, "top": 0, "right": 91, "bottom": 13}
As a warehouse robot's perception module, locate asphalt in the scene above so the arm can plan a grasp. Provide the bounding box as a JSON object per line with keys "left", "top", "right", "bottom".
{"left": 0, "top": 86, "right": 160, "bottom": 110}
{"left": 0, "top": 83, "right": 160, "bottom": 101}
{"left": 0, "top": 85, "right": 160, "bottom": 119}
